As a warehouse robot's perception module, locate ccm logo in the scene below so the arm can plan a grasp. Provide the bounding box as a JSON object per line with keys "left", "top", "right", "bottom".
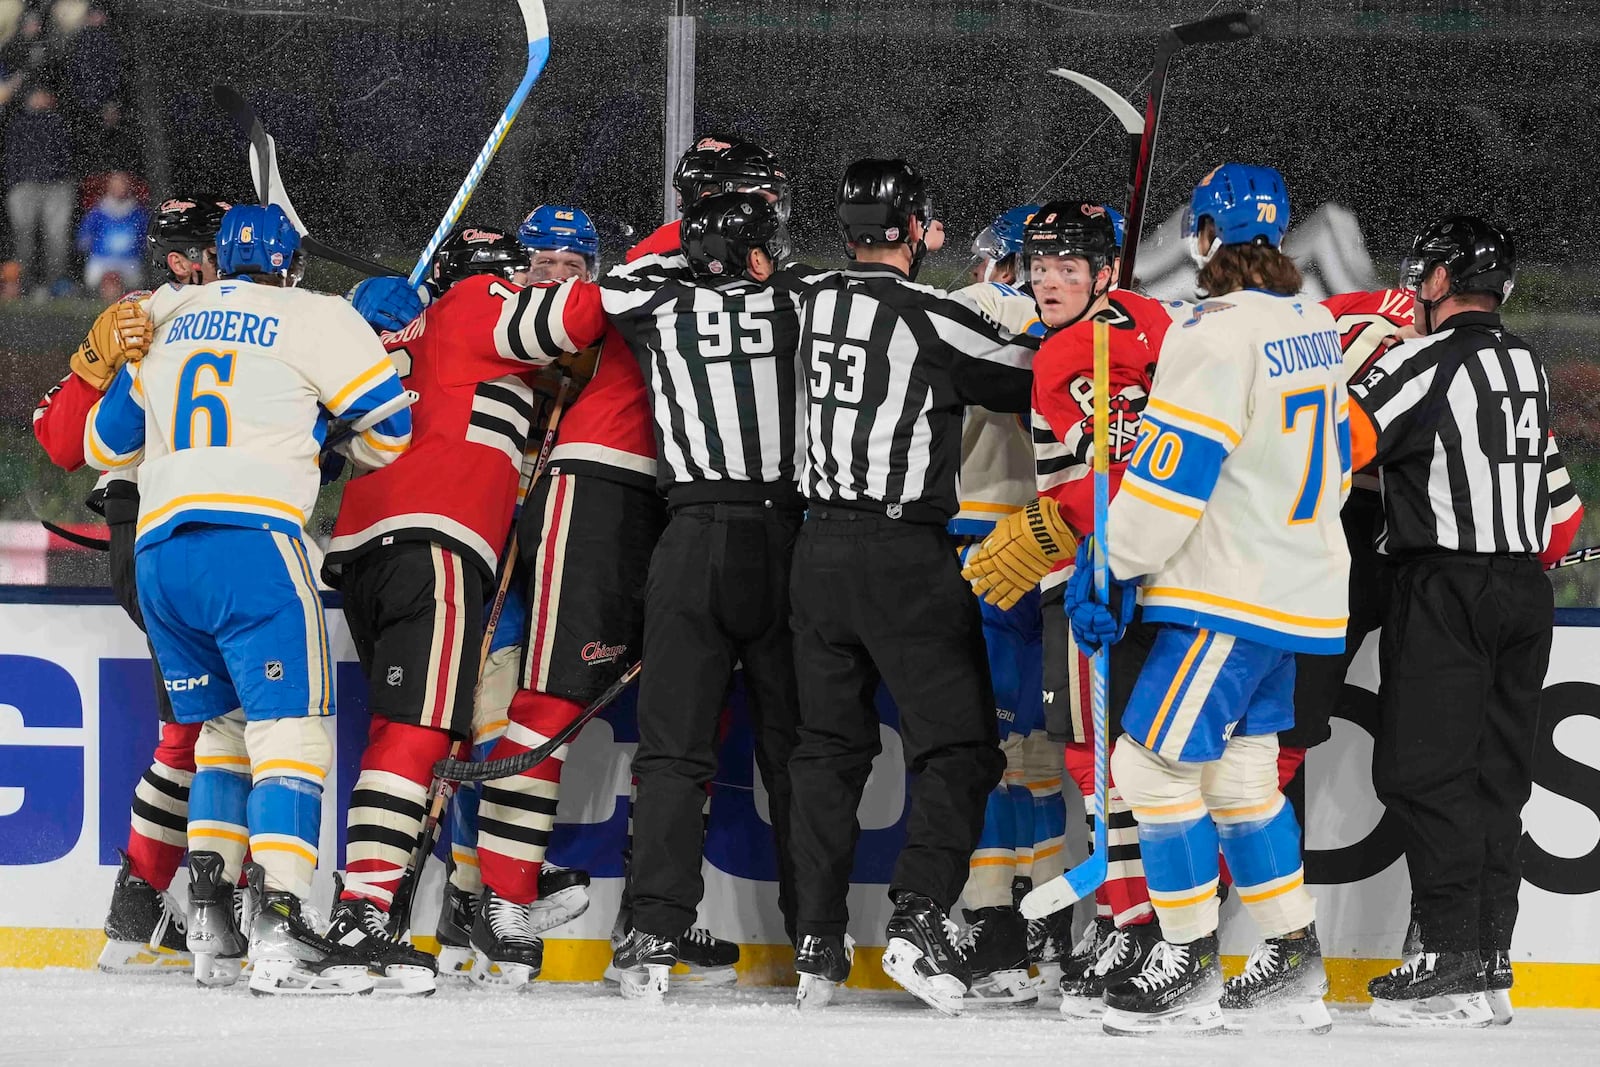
{"left": 581, "top": 641, "right": 626, "bottom": 664}
{"left": 164, "top": 675, "right": 210, "bottom": 692}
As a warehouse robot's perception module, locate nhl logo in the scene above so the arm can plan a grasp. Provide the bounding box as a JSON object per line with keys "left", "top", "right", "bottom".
{"left": 709, "top": 260, "right": 725, "bottom": 275}
{"left": 884, "top": 226, "right": 900, "bottom": 241}
{"left": 265, "top": 661, "right": 283, "bottom": 681}
{"left": 387, "top": 665, "right": 404, "bottom": 687}
{"left": 886, "top": 503, "right": 903, "bottom": 520}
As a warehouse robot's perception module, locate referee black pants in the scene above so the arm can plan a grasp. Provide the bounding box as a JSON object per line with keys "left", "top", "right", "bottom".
{"left": 628, "top": 502, "right": 803, "bottom": 943}
{"left": 788, "top": 509, "right": 1003, "bottom": 937}
{"left": 1372, "top": 554, "right": 1552, "bottom": 955}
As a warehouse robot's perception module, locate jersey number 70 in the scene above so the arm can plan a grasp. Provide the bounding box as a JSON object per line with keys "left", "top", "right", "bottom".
{"left": 1281, "top": 385, "right": 1340, "bottom": 525}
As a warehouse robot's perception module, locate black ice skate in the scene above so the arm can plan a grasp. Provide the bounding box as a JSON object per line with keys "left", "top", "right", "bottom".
{"left": 676, "top": 925, "right": 740, "bottom": 986}
{"left": 324, "top": 897, "right": 437, "bottom": 995}
{"left": 1026, "top": 904, "right": 1072, "bottom": 992}
{"left": 612, "top": 928, "right": 678, "bottom": 1002}
{"left": 469, "top": 888, "right": 545, "bottom": 989}
{"left": 99, "top": 850, "right": 191, "bottom": 975}
{"left": 1486, "top": 949, "right": 1514, "bottom": 1026}
{"left": 1102, "top": 933, "right": 1224, "bottom": 1035}
{"left": 1368, "top": 951, "right": 1491, "bottom": 1028}
{"left": 185, "top": 851, "right": 247, "bottom": 987}
{"left": 795, "top": 933, "right": 855, "bottom": 1010}
{"left": 1057, "top": 916, "right": 1111, "bottom": 1004}
{"left": 1220, "top": 925, "right": 1331, "bottom": 1034}
{"left": 526, "top": 863, "right": 591, "bottom": 935}
{"left": 960, "top": 906, "right": 1040, "bottom": 1006}
{"left": 1061, "top": 919, "right": 1164, "bottom": 1020}
{"left": 434, "top": 881, "right": 480, "bottom": 980}
{"left": 244, "top": 867, "right": 374, "bottom": 997}
{"left": 881, "top": 891, "right": 972, "bottom": 1016}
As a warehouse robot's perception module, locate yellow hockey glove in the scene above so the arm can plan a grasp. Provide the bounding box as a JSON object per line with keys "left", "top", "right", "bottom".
{"left": 70, "top": 300, "right": 153, "bottom": 391}
{"left": 961, "top": 497, "right": 1079, "bottom": 610}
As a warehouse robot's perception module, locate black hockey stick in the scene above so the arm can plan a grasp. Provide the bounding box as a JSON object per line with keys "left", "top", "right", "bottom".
{"left": 1548, "top": 545, "right": 1600, "bottom": 571}
{"left": 432, "top": 661, "right": 641, "bottom": 784}
{"left": 40, "top": 518, "right": 111, "bottom": 551}
{"left": 212, "top": 84, "right": 402, "bottom": 278}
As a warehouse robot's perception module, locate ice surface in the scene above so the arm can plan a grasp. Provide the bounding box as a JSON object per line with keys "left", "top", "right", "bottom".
{"left": 3, "top": 968, "right": 1598, "bottom": 1067}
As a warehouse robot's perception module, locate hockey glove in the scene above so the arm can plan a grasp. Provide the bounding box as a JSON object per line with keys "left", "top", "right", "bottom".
{"left": 1064, "top": 537, "right": 1138, "bottom": 655}
{"left": 961, "top": 497, "right": 1078, "bottom": 610}
{"left": 70, "top": 300, "right": 153, "bottom": 391}
{"left": 350, "top": 275, "right": 431, "bottom": 333}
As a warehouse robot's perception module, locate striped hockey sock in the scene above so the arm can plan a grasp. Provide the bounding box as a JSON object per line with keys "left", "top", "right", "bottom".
{"left": 127, "top": 720, "right": 201, "bottom": 891}
{"left": 342, "top": 719, "right": 451, "bottom": 909}
{"left": 476, "top": 690, "right": 575, "bottom": 905}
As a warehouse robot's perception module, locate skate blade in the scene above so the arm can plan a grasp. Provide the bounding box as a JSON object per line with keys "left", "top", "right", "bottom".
{"left": 881, "top": 938, "right": 966, "bottom": 1017}
{"left": 247, "top": 959, "right": 374, "bottom": 996}
{"left": 191, "top": 952, "right": 246, "bottom": 988}
{"left": 1489, "top": 989, "right": 1514, "bottom": 1026}
{"left": 1103, "top": 1001, "right": 1225, "bottom": 1036}
{"left": 964, "top": 968, "right": 1042, "bottom": 1007}
{"left": 795, "top": 973, "right": 839, "bottom": 1011}
{"left": 617, "top": 963, "right": 671, "bottom": 1002}
{"left": 469, "top": 952, "right": 537, "bottom": 990}
{"left": 1223, "top": 996, "right": 1332, "bottom": 1034}
{"left": 1370, "top": 992, "right": 1493, "bottom": 1028}
{"left": 526, "top": 887, "right": 591, "bottom": 935}
{"left": 436, "top": 945, "right": 476, "bottom": 980}
{"left": 1059, "top": 993, "right": 1109, "bottom": 1020}
{"left": 1033, "top": 962, "right": 1063, "bottom": 994}
{"left": 368, "top": 964, "right": 438, "bottom": 997}
{"left": 97, "top": 940, "right": 194, "bottom": 975}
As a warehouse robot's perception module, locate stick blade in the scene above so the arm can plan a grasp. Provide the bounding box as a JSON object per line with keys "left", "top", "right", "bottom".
{"left": 1166, "top": 10, "right": 1261, "bottom": 48}
{"left": 1020, "top": 855, "right": 1108, "bottom": 920}
{"left": 1048, "top": 69, "right": 1146, "bottom": 135}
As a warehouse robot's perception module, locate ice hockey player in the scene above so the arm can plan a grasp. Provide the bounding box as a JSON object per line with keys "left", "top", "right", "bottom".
{"left": 627, "top": 137, "right": 791, "bottom": 263}
{"left": 1065, "top": 164, "right": 1348, "bottom": 1035}
{"left": 424, "top": 206, "right": 603, "bottom": 980}
{"left": 31, "top": 193, "right": 232, "bottom": 974}
{"left": 962, "top": 200, "right": 1177, "bottom": 1018}
{"left": 949, "top": 202, "right": 1057, "bottom": 1006}
{"left": 84, "top": 203, "right": 412, "bottom": 995}
{"left": 1350, "top": 217, "right": 1578, "bottom": 1028}
{"left": 785, "top": 158, "right": 1037, "bottom": 1015}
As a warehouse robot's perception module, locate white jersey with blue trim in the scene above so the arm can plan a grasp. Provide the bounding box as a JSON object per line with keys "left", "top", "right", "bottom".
{"left": 86, "top": 278, "right": 412, "bottom": 550}
{"left": 951, "top": 280, "right": 1045, "bottom": 536}
{"left": 1105, "top": 288, "right": 1352, "bottom": 653}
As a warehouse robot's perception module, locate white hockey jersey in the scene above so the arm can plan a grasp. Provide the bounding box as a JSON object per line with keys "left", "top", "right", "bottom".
{"left": 1105, "top": 289, "right": 1352, "bottom": 653}
{"left": 86, "top": 279, "right": 412, "bottom": 550}
{"left": 950, "top": 280, "right": 1045, "bottom": 536}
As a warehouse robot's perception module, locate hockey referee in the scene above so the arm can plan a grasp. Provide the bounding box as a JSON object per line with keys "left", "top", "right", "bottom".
{"left": 1348, "top": 216, "right": 1576, "bottom": 1026}
{"left": 785, "top": 158, "right": 1038, "bottom": 1012}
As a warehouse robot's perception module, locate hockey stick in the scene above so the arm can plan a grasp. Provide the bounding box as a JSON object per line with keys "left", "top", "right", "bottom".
{"left": 321, "top": 388, "right": 420, "bottom": 453}
{"left": 212, "top": 84, "right": 401, "bottom": 278}
{"left": 1548, "top": 545, "right": 1600, "bottom": 571}
{"left": 39, "top": 518, "right": 111, "bottom": 551}
{"left": 433, "top": 661, "right": 641, "bottom": 783}
{"left": 1022, "top": 318, "right": 1113, "bottom": 919}
{"left": 384, "top": 376, "right": 568, "bottom": 937}
{"left": 406, "top": 0, "right": 551, "bottom": 288}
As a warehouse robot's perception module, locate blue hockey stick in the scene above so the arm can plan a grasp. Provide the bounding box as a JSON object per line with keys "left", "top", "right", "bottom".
{"left": 406, "top": 0, "right": 551, "bottom": 288}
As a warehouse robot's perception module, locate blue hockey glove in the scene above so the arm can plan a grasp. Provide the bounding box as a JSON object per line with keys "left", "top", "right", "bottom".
{"left": 350, "top": 275, "right": 429, "bottom": 332}
{"left": 1064, "top": 537, "right": 1137, "bottom": 655}
{"left": 319, "top": 449, "right": 347, "bottom": 485}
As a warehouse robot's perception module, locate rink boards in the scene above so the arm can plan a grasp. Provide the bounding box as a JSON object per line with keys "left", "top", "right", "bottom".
{"left": 2, "top": 592, "right": 1598, "bottom": 1005}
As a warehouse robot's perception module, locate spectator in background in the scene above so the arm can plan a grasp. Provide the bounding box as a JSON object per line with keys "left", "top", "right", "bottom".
{"left": 61, "top": 1, "right": 118, "bottom": 115}
{"left": 5, "top": 83, "right": 76, "bottom": 299}
{"left": 77, "top": 169, "right": 144, "bottom": 299}
{"left": 81, "top": 99, "right": 140, "bottom": 177}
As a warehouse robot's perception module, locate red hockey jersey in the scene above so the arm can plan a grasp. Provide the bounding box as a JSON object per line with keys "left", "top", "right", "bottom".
{"left": 625, "top": 220, "right": 681, "bottom": 263}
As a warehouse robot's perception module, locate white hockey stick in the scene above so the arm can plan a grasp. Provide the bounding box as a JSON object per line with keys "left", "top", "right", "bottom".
{"left": 406, "top": 0, "right": 551, "bottom": 287}
{"left": 1048, "top": 69, "right": 1145, "bottom": 135}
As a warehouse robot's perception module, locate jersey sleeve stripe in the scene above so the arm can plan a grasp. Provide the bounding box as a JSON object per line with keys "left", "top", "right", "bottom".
{"left": 1144, "top": 398, "right": 1242, "bottom": 448}
{"left": 1120, "top": 480, "right": 1204, "bottom": 520}
{"left": 328, "top": 359, "right": 397, "bottom": 414}
{"left": 1141, "top": 586, "right": 1348, "bottom": 629}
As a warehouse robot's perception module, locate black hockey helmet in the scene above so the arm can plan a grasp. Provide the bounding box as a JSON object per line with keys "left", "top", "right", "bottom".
{"left": 429, "top": 224, "right": 532, "bottom": 293}
{"left": 1023, "top": 200, "right": 1118, "bottom": 275}
{"left": 673, "top": 144, "right": 728, "bottom": 204}
{"left": 674, "top": 140, "right": 792, "bottom": 221}
{"left": 149, "top": 193, "right": 232, "bottom": 279}
{"left": 837, "top": 158, "right": 932, "bottom": 250}
{"left": 1399, "top": 214, "right": 1516, "bottom": 305}
{"left": 682, "top": 191, "right": 788, "bottom": 281}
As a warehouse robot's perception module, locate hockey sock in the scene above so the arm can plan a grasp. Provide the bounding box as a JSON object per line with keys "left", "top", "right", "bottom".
{"left": 476, "top": 689, "right": 576, "bottom": 905}
{"left": 1277, "top": 744, "right": 1306, "bottom": 791}
{"left": 447, "top": 767, "right": 488, "bottom": 895}
{"left": 188, "top": 767, "right": 250, "bottom": 887}
{"left": 1112, "top": 739, "right": 1219, "bottom": 943}
{"left": 1008, "top": 774, "right": 1035, "bottom": 874}
{"left": 1022, "top": 730, "right": 1066, "bottom": 884}
{"left": 963, "top": 782, "right": 1020, "bottom": 909}
{"left": 1203, "top": 734, "right": 1313, "bottom": 936}
{"left": 244, "top": 716, "right": 330, "bottom": 900}
{"left": 127, "top": 720, "right": 201, "bottom": 890}
{"left": 343, "top": 718, "right": 451, "bottom": 909}
{"left": 1067, "top": 739, "right": 1154, "bottom": 927}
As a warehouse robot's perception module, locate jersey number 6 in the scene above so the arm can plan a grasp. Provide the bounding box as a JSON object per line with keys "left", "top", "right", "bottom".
{"left": 174, "top": 349, "right": 237, "bottom": 449}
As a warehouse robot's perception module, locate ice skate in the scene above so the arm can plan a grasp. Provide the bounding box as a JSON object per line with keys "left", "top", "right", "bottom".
{"left": 960, "top": 906, "right": 1040, "bottom": 1006}
{"left": 674, "top": 925, "right": 740, "bottom": 986}
{"left": 612, "top": 928, "right": 677, "bottom": 1002}
{"left": 324, "top": 897, "right": 437, "bottom": 995}
{"left": 1368, "top": 951, "right": 1492, "bottom": 1028}
{"left": 1486, "top": 949, "right": 1514, "bottom": 1025}
{"left": 245, "top": 869, "right": 374, "bottom": 996}
{"left": 469, "top": 888, "right": 544, "bottom": 989}
{"left": 98, "top": 850, "right": 192, "bottom": 975}
{"left": 434, "top": 881, "right": 480, "bottom": 980}
{"left": 881, "top": 891, "right": 971, "bottom": 1016}
{"left": 185, "top": 851, "right": 246, "bottom": 988}
{"left": 794, "top": 933, "right": 854, "bottom": 1010}
{"left": 1220, "top": 925, "right": 1331, "bottom": 1034}
{"left": 526, "top": 863, "right": 591, "bottom": 935}
{"left": 1061, "top": 920, "right": 1163, "bottom": 1020}
{"left": 1026, "top": 905, "right": 1072, "bottom": 993}
{"left": 1102, "top": 933, "right": 1224, "bottom": 1035}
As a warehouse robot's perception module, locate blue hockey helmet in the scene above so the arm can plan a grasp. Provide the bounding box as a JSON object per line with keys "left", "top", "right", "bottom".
{"left": 1101, "top": 203, "right": 1127, "bottom": 250}
{"left": 972, "top": 203, "right": 1040, "bottom": 263}
{"left": 518, "top": 204, "right": 600, "bottom": 275}
{"left": 216, "top": 203, "right": 302, "bottom": 282}
{"left": 1183, "top": 163, "right": 1289, "bottom": 263}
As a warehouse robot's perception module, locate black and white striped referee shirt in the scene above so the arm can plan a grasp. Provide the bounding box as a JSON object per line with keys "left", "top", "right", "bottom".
{"left": 599, "top": 253, "right": 806, "bottom": 503}
{"left": 1351, "top": 309, "right": 1563, "bottom": 556}
{"left": 793, "top": 262, "right": 1037, "bottom": 522}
